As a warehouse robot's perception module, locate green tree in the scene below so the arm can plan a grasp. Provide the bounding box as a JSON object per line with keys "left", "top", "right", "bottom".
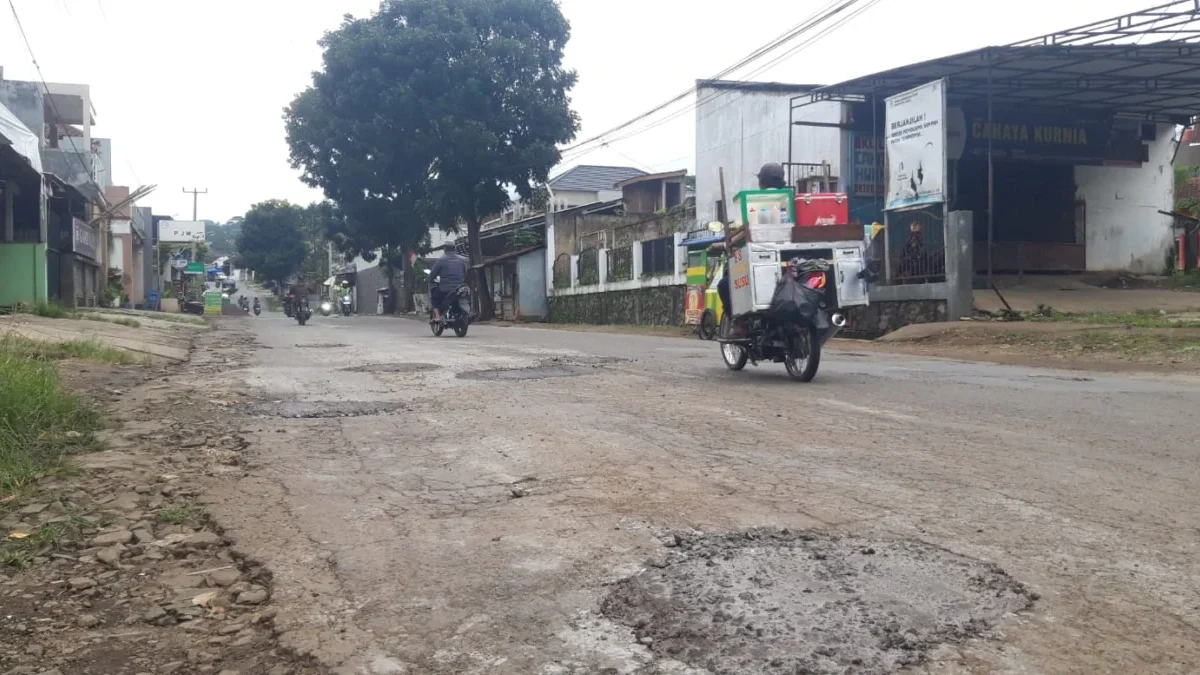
{"left": 206, "top": 217, "right": 243, "bottom": 258}
{"left": 235, "top": 200, "right": 310, "bottom": 286}
{"left": 285, "top": 0, "right": 578, "bottom": 319}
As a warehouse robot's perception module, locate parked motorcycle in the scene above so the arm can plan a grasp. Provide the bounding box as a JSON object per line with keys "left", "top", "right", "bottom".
{"left": 718, "top": 259, "right": 845, "bottom": 382}
{"left": 340, "top": 295, "right": 352, "bottom": 316}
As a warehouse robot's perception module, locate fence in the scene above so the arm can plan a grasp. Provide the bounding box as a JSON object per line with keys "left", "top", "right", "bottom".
{"left": 640, "top": 235, "right": 675, "bottom": 278}
{"left": 886, "top": 205, "right": 946, "bottom": 284}
{"left": 607, "top": 247, "right": 633, "bottom": 282}
{"left": 552, "top": 253, "right": 572, "bottom": 289}
{"left": 577, "top": 247, "right": 600, "bottom": 286}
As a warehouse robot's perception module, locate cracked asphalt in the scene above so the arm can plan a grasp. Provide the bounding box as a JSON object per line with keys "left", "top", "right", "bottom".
{"left": 207, "top": 311, "right": 1200, "bottom": 675}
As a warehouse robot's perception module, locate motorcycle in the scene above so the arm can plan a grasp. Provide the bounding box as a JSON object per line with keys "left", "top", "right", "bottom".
{"left": 340, "top": 295, "right": 352, "bottom": 316}
{"left": 283, "top": 297, "right": 294, "bottom": 318}
{"left": 717, "top": 259, "right": 845, "bottom": 382}
{"left": 252, "top": 298, "right": 261, "bottom": 316}
{"left": 238, "top": 296, "right": 250, "bottom": 313}
{"left": 424, "top": 271, "right": 470, "bottom": 338}
{"left": 319, "top": 300, "right": 333, "bottom": 316}
{"left": 294, "top": 300, "right": 311, "bottom": 326}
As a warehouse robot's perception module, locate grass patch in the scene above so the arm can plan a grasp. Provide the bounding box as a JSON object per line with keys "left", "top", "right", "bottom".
{"left": 1168, "top": 270, "right": 1200, "bottom": 288}
{"left": 30, "top": 302, "right": 69, "bottom": 319}
{"left": 77, "top": 313, "right": 141, "bottom": 328}
{"left": 1029, "top": 307, "right": 1200, "bottom": 329}
{"left": 0, "top": 334, "right": 140, "bottom": 365}
{"left": 0, "top": 352, "right": 104, "bottom": 498}
{"left": 1007, "top": 330, "right": 1200, "bottom": 359}
{"left": 155, "top": 502, "right": 202, "bottom": 525}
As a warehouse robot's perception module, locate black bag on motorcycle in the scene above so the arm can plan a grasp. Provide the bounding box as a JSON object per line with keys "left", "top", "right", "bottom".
{"left": 767, "top": 277, "right": 823, "bottom": 325}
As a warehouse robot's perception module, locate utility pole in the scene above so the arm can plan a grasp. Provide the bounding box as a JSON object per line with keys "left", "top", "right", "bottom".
{"left": 182, "top": 187, "right": 207, "bottom": 298}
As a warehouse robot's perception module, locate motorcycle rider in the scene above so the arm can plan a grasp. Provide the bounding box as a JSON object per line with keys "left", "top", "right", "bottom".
{"left": 429, "top": 242, "right": 468, "bottom": 324}
{"left": 289, "top": 276, "right": 311, "bottom": 316}
{"left": 338, "top": 280, "right": 353, "bottom": 313}
{"left": 716, "top": 162, "right": 789, "bottom": 334}
{"left": 252, "top": 296, "right": 261, "bottom": 313}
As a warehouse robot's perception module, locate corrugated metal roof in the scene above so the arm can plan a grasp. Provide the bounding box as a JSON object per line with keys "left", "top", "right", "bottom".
{"left": 548, "top": 165, "right": 646, "bottom": 192}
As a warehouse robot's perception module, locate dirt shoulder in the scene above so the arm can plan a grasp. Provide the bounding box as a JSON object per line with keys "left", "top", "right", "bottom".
{"left": 0, "top": 319, "right": 324, "bottom": 675}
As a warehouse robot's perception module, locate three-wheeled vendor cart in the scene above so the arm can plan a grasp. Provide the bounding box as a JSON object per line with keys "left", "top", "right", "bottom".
{"left": 681, "top": 234, "right": 726, "bottom": 340}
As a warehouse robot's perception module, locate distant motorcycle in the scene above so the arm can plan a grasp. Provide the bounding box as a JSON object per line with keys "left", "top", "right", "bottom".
{"left": 319, "top": 300, "right": 333, "bottom": 316}
{"left": 340, "top": 295, "right": 352, "bottom": 316}
{"left": 252, "top": 297, "right": 261, "bottom": 316}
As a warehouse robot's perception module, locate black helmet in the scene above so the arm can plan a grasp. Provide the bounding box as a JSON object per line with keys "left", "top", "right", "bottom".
{"left": 756, "top": 163, "right": 786, "bottom": 188}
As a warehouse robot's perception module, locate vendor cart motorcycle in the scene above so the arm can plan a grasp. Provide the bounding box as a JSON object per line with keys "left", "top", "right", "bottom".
{"left": 718, "top": 259, "right": 846, "bottom": 382}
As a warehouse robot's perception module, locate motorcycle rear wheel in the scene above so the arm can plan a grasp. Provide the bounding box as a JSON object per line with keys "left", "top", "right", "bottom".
{"left": 699, "top": 310, "right": 717, "bottom": 341}
{"left": 784, "top": 325, "right": 821, "bottom": 382}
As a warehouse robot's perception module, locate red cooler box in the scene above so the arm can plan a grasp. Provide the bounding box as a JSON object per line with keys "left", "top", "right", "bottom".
{"left": 794, "top": 193, "right": 848, "bottom": 227}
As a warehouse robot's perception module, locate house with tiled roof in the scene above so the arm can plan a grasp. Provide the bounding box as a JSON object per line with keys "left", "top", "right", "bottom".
{"left": 545, "top": 165, "right": 646, "bottom": 211}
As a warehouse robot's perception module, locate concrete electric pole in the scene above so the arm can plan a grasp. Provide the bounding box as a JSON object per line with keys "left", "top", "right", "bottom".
{"left": 182, "top": 187, "right": 207, "bottom": 261}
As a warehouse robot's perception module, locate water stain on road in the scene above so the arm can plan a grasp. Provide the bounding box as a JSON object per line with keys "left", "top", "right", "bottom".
{"left": 602, "top": 529, "right": 1033, "bottom": 675}
{"left": 458, "top": 364, "right": 586, "bottom": 381}
{"left": 295, "top": 343, "right": 349, "bottom": 349}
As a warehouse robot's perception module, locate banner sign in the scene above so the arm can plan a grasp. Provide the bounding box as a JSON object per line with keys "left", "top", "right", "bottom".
{"left": 955, "top": 107, "right": 1144, "bottom": 165}
{"left": 885, "top": 79, "right": 947, "bottom": 210}
{"left": 851, "top": 133, "right": 883, "bottom": 198}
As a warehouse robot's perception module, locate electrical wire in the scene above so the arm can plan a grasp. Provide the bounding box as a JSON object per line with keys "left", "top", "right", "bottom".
{"left": 558, "top": 0, "right": 857, "bottom": 157}
{"left": 557, "top": 0, "right": 885, "bottom": 168}
{"left": 6, "top": 0, "right": 107, "bottom": 202}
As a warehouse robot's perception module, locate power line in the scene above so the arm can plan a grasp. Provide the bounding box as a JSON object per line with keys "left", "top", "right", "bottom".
{"left": 558, "top": 0, "right": 862, "bottom": 159}
{"left": 6, "top": 0, "right": 107, "bottom": 202}
{"left": 556, "top": 0, "right": 885, "bottom": 168}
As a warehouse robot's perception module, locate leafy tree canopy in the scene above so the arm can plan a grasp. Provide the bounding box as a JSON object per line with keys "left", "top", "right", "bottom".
{"left": 235, "top": 200, "right": 310, "bottom": 284}
{"left": 285, "top": 0, "right": 579, "bottom": 317}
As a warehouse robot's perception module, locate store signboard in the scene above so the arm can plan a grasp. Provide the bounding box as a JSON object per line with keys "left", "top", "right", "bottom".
{"left": 71, "top": 218, "right": 99, "bottom": 261}
{"left": 850, "top": 133, "right": 883, "bottom": 198}
{"left": 954, "top": 106, "right": 1144, "bottom": 166}
{"left": 885, "top": 79, "right": 947, "bottom": 210}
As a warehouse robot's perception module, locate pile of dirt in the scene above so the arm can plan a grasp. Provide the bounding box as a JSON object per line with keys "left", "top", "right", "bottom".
{"left": 601, "top": 529, "right": 1034, "bottom": 675}
{"left": 0, "top": 323, "right": 325, "bottom": 675}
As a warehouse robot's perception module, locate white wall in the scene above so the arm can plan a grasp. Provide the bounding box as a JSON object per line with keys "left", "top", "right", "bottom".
{"left": 1078, "top": 123, "right": 1177, "bottom": 273}
{"left": 695, "top": 84, "right": 845, "bottom": 226}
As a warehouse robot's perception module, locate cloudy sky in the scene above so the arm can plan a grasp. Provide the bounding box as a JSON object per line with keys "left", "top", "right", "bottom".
{"left": 0, "top": 0, "right": 1159, "bottom": 221}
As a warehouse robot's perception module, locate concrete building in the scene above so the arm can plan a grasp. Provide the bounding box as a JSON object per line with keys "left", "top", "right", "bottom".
{"left": 694, "top": 80, "right": 843, "bottom": 227}
{"left": 105, "top": 186, "right": 148, "bottom": 307}
{"left": 0, "top": 97, "right": 47, "bottom": 307}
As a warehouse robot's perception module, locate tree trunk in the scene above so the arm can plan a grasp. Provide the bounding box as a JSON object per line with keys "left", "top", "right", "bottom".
{"left": 467, "top": 213, "right": 495, "bottom": 320}
{"left": 399, "top": 245, "right": 415, "bottom": 313}
{"left": 382, "top": 246, "right": 398, "bottom": 315}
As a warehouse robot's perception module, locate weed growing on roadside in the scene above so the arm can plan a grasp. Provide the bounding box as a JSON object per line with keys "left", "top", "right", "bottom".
{"left": 155, "top": 502, "right": 203, "bottom": 525}
{"left": 0, "top": 354, "right": 104, "bottom": 496}
{"left": 77, "top": 314, "right": 142, "bottom": 328}
{"left": 0, "top": 334, "right": 142, "bottom": 365}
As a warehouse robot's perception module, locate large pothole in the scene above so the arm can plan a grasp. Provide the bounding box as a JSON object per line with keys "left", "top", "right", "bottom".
{"left": 239, "top": 400, "right": 409, "bottom": 419}
{"left": 601, "top": 529, "right": 1033, "bottom": 675}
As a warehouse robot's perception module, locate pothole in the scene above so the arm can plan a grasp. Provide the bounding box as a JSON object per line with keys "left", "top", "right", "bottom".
{"left": 295, "top": 343, "right": 348, "bottom": 349}
{"left": 458, "top": 364, "right": 585, "bottom": 381}
{"left": 601, "top": 529, "right": 1033, "bottom": 675}
{"left": 341, "top": 363, "right": 440, "bottom": 374}
{"left": 457, "top": 356, "right": 625, "bottom": 382}
{"left": 1028, "top": 374, "right": 1093, "bottom": 382}
{"left": 240, "top": 400, "right": 409, "bottom": 419}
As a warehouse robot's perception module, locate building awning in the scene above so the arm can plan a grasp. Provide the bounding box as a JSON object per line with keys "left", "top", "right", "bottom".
{"left": 0, "top": 100, "right": 42, "bottom": 175}
{"left": 801, "top": 1, "right": 1200, "bottom": 125}
{"left": 470, "top": 244, "right": 546, "bottom": 269}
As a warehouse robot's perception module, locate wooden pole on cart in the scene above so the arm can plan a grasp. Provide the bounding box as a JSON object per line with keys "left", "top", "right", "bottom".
{"left": 718, "top": 167, "right": 730, "bottom": 249}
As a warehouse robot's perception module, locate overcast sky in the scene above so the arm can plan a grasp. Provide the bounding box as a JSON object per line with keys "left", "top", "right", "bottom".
{"left": 0, "top": 0, "right": 1158, "bottom": 221}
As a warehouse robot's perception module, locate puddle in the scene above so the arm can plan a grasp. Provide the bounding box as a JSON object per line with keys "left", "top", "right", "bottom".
{"left": 240, "top": 400, "right": 409, "bottom": 419}
{"left": 342, "top": 363, "right": 440, "bottom": 374}
{"left": 296, "top": 343, "right": 348, "bottom": 349}
{"left": 602, "top": 529, "right": 1033, "bottom": 675}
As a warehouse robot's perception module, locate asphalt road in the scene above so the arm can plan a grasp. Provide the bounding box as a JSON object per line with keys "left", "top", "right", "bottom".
{"left": 209, "top": 310, "right": 1200, "bottom": 675}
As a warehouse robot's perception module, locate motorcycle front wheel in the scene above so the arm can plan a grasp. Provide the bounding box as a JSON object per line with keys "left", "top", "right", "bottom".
{"left": 430, "top": 319, "right": 445, "bottom": 337}
{"left": 698, "top": 310, "right": 717, "bottom": 341}
{"left": 784, "top": 325, "right": 821, "bottom": 382}
{"left": 453, "top": 317, "right": 469, "bottom": 338}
